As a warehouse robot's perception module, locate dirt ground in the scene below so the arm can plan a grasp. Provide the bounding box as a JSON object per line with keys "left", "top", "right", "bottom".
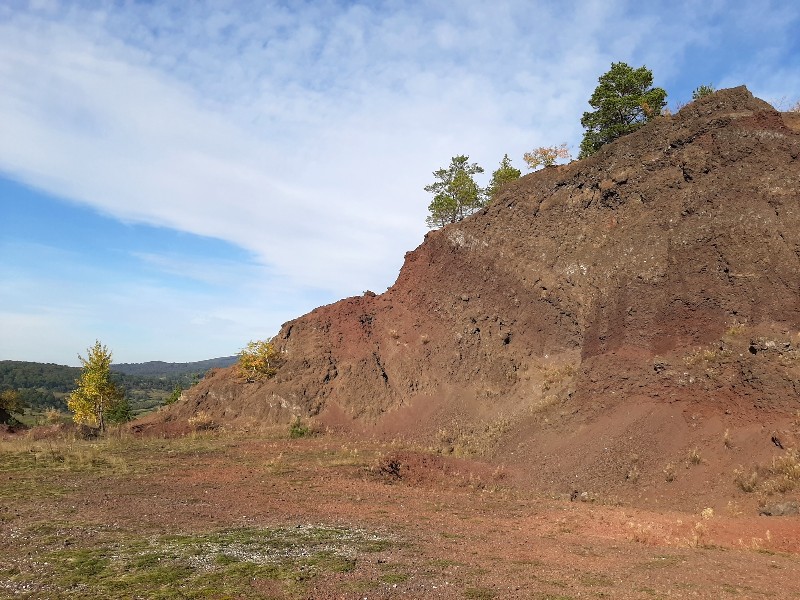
{"left": 2, "top": 428, "right": 799, "bottom": 599}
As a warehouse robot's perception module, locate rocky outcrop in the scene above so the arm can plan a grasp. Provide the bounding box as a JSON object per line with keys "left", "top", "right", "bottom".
{"left": 166, "top": 87, "right": 800, "bottom": 446}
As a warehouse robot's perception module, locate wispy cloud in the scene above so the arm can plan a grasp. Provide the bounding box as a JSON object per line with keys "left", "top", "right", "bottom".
{"left": 1, "top": 1, "right": 798, "bottom": 363}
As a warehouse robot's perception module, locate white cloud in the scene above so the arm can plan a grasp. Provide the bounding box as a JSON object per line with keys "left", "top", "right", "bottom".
{"left": 1, "top": 1, "right": 798, "bottom": 363}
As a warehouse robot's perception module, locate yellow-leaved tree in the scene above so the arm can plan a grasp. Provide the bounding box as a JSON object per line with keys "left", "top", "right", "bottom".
{"left": 237, "top": 339, "right": 279, "bottom": 382}
{"left": 523, "top": 143, "right": 572, "bottom": 170}
{"left": 67, "top": 341, "right": 124, "bottom": 432}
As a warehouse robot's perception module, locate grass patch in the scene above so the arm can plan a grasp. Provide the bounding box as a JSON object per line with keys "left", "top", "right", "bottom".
{"left": 465, "top": 587, "right": 497, "bottom": 599}
{"left": 380, "top": 572, "right": 410, "bottom": 584}
{"left": 3, "top": 524, "right": 391, "bottom": 599}
{"left": 638, "top": 554, "right": 688, "bottom": 569}
{"left": 289, "top": 417, "right": 311, "bottom": 439}
{"left": 358, "top": 539, "right": 393, "bottom": 553}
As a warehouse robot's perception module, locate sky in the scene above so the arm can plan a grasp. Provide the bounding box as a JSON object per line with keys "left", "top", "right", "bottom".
{"left": 1, "top": 1, "right": 799, "bottom": 366}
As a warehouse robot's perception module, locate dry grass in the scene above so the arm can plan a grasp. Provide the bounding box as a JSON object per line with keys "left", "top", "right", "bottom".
{"left": 188, "top": 410, "right": 215, "bottom": 431}
{"left": 761, "top": 449, "right": 800, "bottom": 495}
{"left": 734, "top": 449, "right": 800, "bottom": 495}
{"left": 723, "top": 429, "right": 733, "bottom": 449}
{"left": 724, "top": 320, "right": 747, "bottom": 337}
{"left": 436, "top": 417, "right": 512, "bottom": 457}
{"left": 733, "top": 466, "right": 759, "bottom": 492}
{"left": 687, "top": 448, "right": 702, "bottom": 466}
{"left": 0, "top": 431, "right": 132, "bottom": 475}
{"left": 683, "top": 346, "right": 731, "bottom": 368}
{"left": 540, "top": 363, "right": 576, "bottom": 392}
{"left": 625, "top": 454, "right": 641, "bottom": 484}
{"left": 687, "top": 521, "right": 709, "bottom": 549}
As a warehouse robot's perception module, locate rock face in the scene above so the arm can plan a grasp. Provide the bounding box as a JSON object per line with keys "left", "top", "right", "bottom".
{"left": 170, "top": 87, "right": 800, "bottom": 457}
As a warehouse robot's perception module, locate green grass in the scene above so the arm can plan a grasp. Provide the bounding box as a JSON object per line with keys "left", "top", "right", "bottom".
{"left": 379, "top": 572, "right": 410, "bottom": 584}
{"left": 464, "top": 588, "right": 497, "bottom": 599}
{"left": 289, "top": 417, "right": 311, "bottom": 439}
{"left": 2, "top": 524, "right": 390, "bottom": 599}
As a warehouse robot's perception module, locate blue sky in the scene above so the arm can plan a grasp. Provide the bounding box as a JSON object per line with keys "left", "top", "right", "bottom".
{"left": 1, "top": 1, "right": 799, "bottom": 365}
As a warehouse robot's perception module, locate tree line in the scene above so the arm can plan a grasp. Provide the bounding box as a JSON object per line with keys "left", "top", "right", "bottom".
{"left": 424, "top": 62, "right": 718, "bottom": 228}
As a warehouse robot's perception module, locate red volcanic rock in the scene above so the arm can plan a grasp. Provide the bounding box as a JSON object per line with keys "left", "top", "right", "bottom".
{"left": 148, "top": 87, "right": 800, "bottom": 505}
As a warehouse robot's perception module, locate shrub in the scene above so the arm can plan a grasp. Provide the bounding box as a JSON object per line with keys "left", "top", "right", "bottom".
{"left": 289, "top": 417, "right": 310, "bottom": 439}
{"left": 188, "top": 411, "right": 215, "bottom": 431}
{"left": 692, "top": 84, "right": 715, "bottom": 100}
{"left": 734, "top": 466, "right": 759, "bottom": 492}
{"left": 237, "top": 339, "right": 279, "bottom": 382}
{"left": 164, "top": 385, "right": 183, "bottom": 406}
{"left": 523, "top": 143, "right": 571, "bottom": 170}
{"left": 770, "top": 448, "right": 800, "bottom": 481}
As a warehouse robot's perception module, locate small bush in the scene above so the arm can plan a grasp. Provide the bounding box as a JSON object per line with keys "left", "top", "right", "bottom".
{"left": 692, "top": 84, "right": 715, "bottom": 100}
{"left": 734, "top": 466, "right": 759, "bottom": 492}
{"left": 663, "top": 463, "right": 676, "bottom": 482}
{"left": 289, "top": 417, "right": 310, "bottom": 439}
{"left": 771, "top": 448, "right": 800, "bottom": 480}
{"left": 164, "top": 385, "right": 183, "bottom": 406}
{"left": 188, "top": 411, "right": 215, "bottom": 431}
{"left": 725, "top": 320, "right": 746, "bottom": 336}
{"left": 44, "top": 408, "right": 68, "bottom": 425}
{"left": 687, "top": 448, "right": 702, "bottom": 465}
{"left": 374, "top": 455, "right": 403, "bottom": 480}
{"left": 237, "top": 339, "right": 279, "bottom": 382}
{"left": 683, "top": 346, "right": 730, "bottom": 368}
{"left": 523, "top": 143, "right": 571, "bottom": 170}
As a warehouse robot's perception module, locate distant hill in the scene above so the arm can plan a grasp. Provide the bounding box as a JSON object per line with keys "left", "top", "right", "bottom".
{"left": 112, "top": 357, "right": 237, "bottom": 377}
{"left": 0, "top": 356, "right": 238, "bottom": 415}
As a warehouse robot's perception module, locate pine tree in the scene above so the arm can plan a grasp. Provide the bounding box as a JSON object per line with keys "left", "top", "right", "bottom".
{"left": 579, "top": 62, "right": 667, "bottom": 158}
{"left": 486, "top": 154, "right": 521, "bottom": 200}
{"left": 692, "top": 84, "right": 715, "bottom": 100}
{"left": 424, "top": 155, "right": 485, "bottom": 228}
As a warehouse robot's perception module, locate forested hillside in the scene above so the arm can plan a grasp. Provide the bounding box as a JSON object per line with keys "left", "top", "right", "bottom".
{"left": 112, "top": 357, "right": 237, "bottom": 377}
{"left": 0, "top": 357, "right": 236, "bottom": 415}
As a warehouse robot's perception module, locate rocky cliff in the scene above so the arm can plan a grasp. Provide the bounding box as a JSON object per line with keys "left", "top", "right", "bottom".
{"left": 154, "top": 88, "right": 800, "bottom": 500}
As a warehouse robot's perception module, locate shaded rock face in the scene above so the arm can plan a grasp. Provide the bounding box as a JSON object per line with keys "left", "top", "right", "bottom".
{"left": 177, "top": 87, "right": 800, "bottom": 435}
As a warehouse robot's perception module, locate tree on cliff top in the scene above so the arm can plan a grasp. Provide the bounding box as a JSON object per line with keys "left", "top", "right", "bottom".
{"left": 485, "top": 154, "right": 521, "bottom": 201}
{"left": 579, "top": 62, "right": 667, "bottom": 158}
{"left": 425, "top": 155, "right": 485, "bottom": 228}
